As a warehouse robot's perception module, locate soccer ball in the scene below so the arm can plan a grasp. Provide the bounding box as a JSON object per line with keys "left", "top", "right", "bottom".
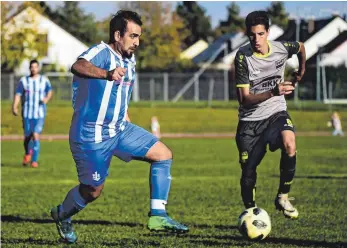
{"left": 238, "top": 207, "right": 271, "bottom": 240}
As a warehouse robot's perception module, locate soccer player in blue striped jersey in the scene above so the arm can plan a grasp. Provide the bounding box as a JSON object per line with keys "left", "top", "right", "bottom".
{"left": 50, "top": 10, "right": 188, "bottom": 243}
{"left": 12, "top": 59, "right": 53, "bottom": 168}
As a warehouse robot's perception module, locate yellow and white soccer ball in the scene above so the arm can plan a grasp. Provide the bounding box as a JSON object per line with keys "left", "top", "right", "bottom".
{"left": 238, "top": 207, "right": 271, "bottom": 240}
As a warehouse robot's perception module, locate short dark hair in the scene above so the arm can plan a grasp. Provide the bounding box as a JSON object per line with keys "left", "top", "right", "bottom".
{"left": 245, "top": 11, "right": 270, "bottom": 34}
{"left": 29, "top": 59, "right": 39, "bottom": 67}
{"left": 109, "top": 10, "right": 142, "bottom": 43}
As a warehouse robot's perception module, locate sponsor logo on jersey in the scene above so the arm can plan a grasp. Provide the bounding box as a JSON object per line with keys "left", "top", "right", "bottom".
{"left": 275, "top": 57, "right": 286, "bottom": 69}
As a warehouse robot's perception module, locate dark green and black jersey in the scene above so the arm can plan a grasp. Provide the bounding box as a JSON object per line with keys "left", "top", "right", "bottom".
{"left": 235, "top": 40, "right": 300, "bottom": 121}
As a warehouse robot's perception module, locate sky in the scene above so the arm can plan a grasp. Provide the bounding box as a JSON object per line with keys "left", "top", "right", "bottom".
{"left": 46, "top": 1, "right": 347, "bottom": 28}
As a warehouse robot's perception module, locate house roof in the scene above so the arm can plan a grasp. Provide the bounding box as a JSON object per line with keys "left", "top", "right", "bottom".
{"left": 180, "top": 40, "right": 209, "bottom": 60}
{"left": 284, "top": 16, "right": 347, "bottom": 69}
{"left": 320, "top": 31, "right": 347, "bottom": 67}
{"left": 6, "top": 6, "right": 88, "bottom": 47}
{"left": 277, "top": 17, "right": 334, "bottom": 42}
{"left": 192, "top": 32, "right": 247, "bottom": 64}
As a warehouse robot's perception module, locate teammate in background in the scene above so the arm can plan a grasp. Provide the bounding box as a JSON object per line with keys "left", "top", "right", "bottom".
{"left": 234, "top": 11, "right": 306, "bottom": 219}
{"left": 331, "top": 111, "right": 344, "bottom": 136}
{"left": 151, "top": 116, "right": 161, "bottom": 138}
{"left": 50, "top": 10, "right": 188, "bottom": 244}
{"left": 12, "top": 59, "right": 53, "bottom": 168}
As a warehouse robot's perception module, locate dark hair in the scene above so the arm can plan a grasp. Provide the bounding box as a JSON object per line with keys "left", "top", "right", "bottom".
{"left": 245, "top": 11, "right": 270, "bottom": 33}
{"left": 109, "top": 10, "right": 142, "bottom": 43}
{"left": 29, "top": 59, "right": 39, "bottom": 67}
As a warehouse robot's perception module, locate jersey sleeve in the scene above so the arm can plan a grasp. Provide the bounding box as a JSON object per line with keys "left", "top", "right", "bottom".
{"left": 78, "top": 45, "right": 110, "bottom": 68}
{"left": 15, "top": 78, "right": 24, "bottom": 96}
{"left": 280, "top": 41, "right": 301, "bottom": 58}
{"left": 44, "top": 77, "right": 52, "bottom": 94}
{"left": 235, "top": 51, "right": 250, "bottom": 88}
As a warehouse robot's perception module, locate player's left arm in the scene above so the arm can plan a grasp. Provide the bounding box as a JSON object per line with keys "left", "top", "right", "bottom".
{"left": 12, "top": 79, "right": 24, "bottom": 116}
{"left": 125, "top": 112, "right": 131, "bottom": 122}
{"left": 42, "top": 77, "right": 53, "bottom": 104}
{"left": 282, "top": 41, "right": 306, "bottom": 82}
{"left": 295, "top": 42, "right": 306, "bottom": 82}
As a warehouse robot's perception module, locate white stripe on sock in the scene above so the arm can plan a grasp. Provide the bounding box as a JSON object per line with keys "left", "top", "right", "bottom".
{"left": 150, "top": 199, "right": 167, "bottom": 210}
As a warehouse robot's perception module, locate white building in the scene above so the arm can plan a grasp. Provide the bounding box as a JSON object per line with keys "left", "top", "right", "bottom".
{"left": 4, "top": 7, "right": 89, "bottom": 75}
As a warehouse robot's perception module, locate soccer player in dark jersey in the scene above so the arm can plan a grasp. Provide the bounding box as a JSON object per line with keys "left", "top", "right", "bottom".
{"left": 235, "top": 11, "right": 306, "bottom": 219}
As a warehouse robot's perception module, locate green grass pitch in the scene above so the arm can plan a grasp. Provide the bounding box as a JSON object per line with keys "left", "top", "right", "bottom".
{"left": 1, "top": 137, "right": 347, "bottom": 247}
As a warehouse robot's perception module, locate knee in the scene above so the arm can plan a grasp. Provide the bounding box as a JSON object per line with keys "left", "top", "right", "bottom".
{"left": 80, "top": 184, "right": 104, "bottom": 203}
{"left": 146, "top": 142, "right": 173, "bottom": 161}
{"left": 283, "top": 140, "right": 296, "bottom": 157}
{"left": 33, "top": 133, "right": 40, "bottom": 141}
{"left": 161, "top": 146, "right": 173, "bottom": 160}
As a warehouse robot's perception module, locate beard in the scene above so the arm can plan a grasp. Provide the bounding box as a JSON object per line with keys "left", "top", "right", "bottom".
{"left": 124, "top": 51, "right": 133, "bottom": 59}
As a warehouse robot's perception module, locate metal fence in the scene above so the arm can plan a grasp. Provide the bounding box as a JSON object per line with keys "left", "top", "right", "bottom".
{"left": 2, "top": 71, "right": 346, "bottom": 102}
{"left": 1, "top": 72, "right": 229, "bottom": 102}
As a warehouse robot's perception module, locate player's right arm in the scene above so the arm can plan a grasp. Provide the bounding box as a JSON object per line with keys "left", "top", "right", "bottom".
{"left": 12, "top": 79, "right": 24, "bottom": 116}
{"left": 71, "top": 45, "right": 126, "bottom": 81}
{"left": 235, "top": 51, "right": 294, "bottom": 107}
{"left": 71, "top": 59, "right": 126, "bottom": 81}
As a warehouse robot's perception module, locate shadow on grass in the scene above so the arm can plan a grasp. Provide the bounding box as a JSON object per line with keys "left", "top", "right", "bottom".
{"left": 1, "top": 238, "right": 60, "bottom": 246}
{"left": 185, "top": 233, "right": 346, "bottom": 247}
{"left": 1, "top": 215, "right": 143, "bottom": 228}
{"left": 271, "top": 175, "right": 347, "bottom": 180}
{"left": 1, "top": 237, "right": 160, "bottom": 247}
{"left": 138, "top": 232, "right": 347, "bottom": 247}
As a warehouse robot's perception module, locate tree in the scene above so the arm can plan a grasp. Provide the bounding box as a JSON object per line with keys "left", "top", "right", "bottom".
{"left": 45, "top": 2, "right": 98, "bottom": 45}
{"left": 176, "top": 1, "right": 213, "bottom": 49}
{"left": 1, "top": 2, "right": 49, "bottom": 72}
{"left": 118, "top": 2, "right": 188, "bottom": 71}
{"left": 266, "top": 2, "right": 289, "bottom": 30}
{"left": 215, "top": 2, "right": 244, "bottom": 37}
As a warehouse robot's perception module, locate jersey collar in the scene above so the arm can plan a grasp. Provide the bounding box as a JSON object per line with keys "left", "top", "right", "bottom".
{"left": 253, "top": 41, "right": 272, "bottom": 58}
{"left": 101, "top": 41, "right": 136, "bottom": 64}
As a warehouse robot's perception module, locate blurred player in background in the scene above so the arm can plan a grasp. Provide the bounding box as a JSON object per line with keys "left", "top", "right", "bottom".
{"left": 50, "top": 10, "right": 188, "bottom": 244}
{"left": 151, "top": 116, "right": 161, "bottom": 138}
{"left": 12, "top": 59, "right": 53, "bottom": 168}
{"left": 235, "top": 11, "right": 306, "bottom": 218}
{"left": 331, "top": 111, "right": 344, "bottom": 136}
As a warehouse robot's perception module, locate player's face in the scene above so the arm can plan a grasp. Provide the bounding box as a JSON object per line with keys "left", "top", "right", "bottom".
{"left": 248, "top": 25, "right": 269, "bottom": 53}
{"left": 118, "top": 21, "right": 142, "bottom": 59}
{"left": 29, "top": 62, "right": 39, "bottom": 76}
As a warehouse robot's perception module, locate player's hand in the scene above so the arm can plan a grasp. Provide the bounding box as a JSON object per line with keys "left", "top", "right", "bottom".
{"left": 272, "top": 81, "right": 295, "bottom": 96}
{"left": 293, "top": 68, "right": 305, "bottom": 83}
{"left": 12, "top": 107, "right": 19, "bottom": 116}
{"left": 106, "top": 67, "right": 127, "bottom": 81}
{"left": 40, "top": 98, "right": 48, "bottom": 104}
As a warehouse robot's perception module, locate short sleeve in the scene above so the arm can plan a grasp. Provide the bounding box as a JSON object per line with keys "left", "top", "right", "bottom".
{"left": 15, "top": 78, "right": 24, "bottom": 96}
{"left": 78, "top": 45, "right": 110, "bottom": 68}
{"left": 280, "top": 41, "right": 301, "bottom": 58}
{"left": 235, "top": 51, "right": 250, "bottom": 88}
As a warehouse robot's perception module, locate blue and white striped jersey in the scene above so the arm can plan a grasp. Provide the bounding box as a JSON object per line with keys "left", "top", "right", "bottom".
{"left": 15, "top": 75, "right": 52, "bottom": 119}
{"left": 70, "top": 41, "right": 136, "bottom": 143}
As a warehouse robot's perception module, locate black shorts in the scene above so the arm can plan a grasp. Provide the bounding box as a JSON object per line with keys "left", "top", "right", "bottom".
{"left": 236, "top": 111, "right": 295, "bottom": 167}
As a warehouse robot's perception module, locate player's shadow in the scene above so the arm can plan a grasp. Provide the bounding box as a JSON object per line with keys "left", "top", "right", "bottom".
{"left": 270, "top": 175, "right": 347, "bottom": 180}
{"left": 189, "top": 223, "right": 238, "bottom": 230}
{"left": 0, "top": 238, "right": 59, "bottom": 246}
{"left": 1, "top": 215, "right": 143, "bottom": 228}
{"left": 1, "top": 237, "right": 161, "bottom": 247}
{"left": 184, "top": 233, "right": 347, "bottom": 247}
